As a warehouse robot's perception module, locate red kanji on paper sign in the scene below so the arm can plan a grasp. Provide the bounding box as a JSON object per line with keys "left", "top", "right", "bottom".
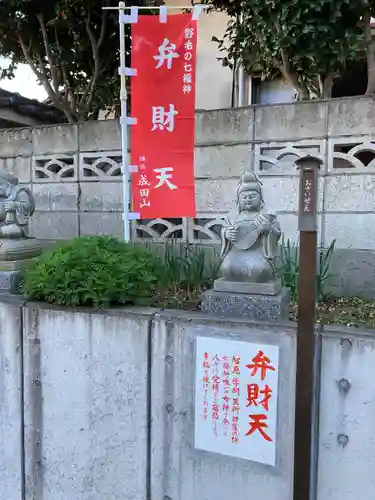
{"left": 245, "top": 414, "right": 273, "bottom": 442}
{"left": 246, "top": 350, "right": 275, "bottom": 381}
{"left": 246, "top": 384, "right": 273, "bottom": 410}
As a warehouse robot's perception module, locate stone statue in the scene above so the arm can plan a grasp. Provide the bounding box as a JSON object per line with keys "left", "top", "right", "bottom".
{"left": 0, "top": 169, "right": 35, "bottom": 238}
{"left": 0, "top": 169, "right": 42, "bottom": 289}
{"left": 214, "top": 171, "right": 282, "bottom": 295}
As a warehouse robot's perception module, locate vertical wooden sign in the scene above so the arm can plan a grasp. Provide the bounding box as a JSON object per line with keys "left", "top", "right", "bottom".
{"left": 294, "top": 155, "right": 322, "bottom": 500}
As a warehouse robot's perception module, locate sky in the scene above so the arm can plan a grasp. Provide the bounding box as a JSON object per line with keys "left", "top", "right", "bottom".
{"left": 0, "top": 58, "right": 47, "bottom": 102}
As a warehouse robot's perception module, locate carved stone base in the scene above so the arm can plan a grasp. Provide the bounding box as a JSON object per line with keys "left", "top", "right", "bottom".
{"left": 0, "top": 269, "right": 24, "bottom": 294}
{"left": 213, "top": 278, "right": 281, "bottom": 296}
{"left": 201, "top": 287, "right": 290, "bottom": 321}
{"left": 0, "top": 238, "right": 43, "bottom": 261}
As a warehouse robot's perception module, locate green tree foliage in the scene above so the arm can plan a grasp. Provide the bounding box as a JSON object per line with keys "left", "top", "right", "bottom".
{"left": 207, "top": 0, "right": 372, "bottom": 99}
{"left": 23, "top": 236, "right": 163, "bottom": 307}
{"left": 0, "top": 0, "right": 139, "bottom": 122}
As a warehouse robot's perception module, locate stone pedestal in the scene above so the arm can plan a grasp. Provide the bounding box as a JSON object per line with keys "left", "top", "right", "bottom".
{"left": 0, "top": 238, "right": 44, "bottom": 294}
{"left": 201, "top": 287, "right": 290, "bottom": 321}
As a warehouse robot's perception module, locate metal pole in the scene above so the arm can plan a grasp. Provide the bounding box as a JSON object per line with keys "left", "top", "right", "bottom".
{"left": 293, "top": 155, "right": 322, "bottom": 500}
{"left": 119, "top": 0, "right": 130, "bottom": 242}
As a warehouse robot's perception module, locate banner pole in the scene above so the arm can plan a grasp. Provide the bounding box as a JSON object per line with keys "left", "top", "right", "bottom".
{"left": 119, "top": 0, "right": 130, "bottom": 242}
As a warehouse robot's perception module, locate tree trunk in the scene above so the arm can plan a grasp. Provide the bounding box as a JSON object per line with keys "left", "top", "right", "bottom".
{"left": 364, "top": 11, "right": 375, "bottom": 95}
{"left": 277, "top": 50, "right": 310, "bottom": 100}
{"left": 279, "top": 65, "right": 309, "bottom": 100}
{"left": 320, "top": 73, "right": 334, "bottom": 99}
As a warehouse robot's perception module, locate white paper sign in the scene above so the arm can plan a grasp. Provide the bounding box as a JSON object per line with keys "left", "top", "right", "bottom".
{"left": 194, "top": 336, "right": 279, "bottom": 466}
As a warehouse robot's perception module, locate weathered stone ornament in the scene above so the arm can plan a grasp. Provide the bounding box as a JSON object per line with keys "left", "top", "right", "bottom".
{"left": 0, "top": 168, "right": 43, "bottom": 292}
{"left": 201, "top": 171, "right": 290, "bottom": 320}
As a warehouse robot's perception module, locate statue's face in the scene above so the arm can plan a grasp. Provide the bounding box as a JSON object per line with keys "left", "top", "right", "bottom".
{"left": 239, "top": 190, "right": 261, "bottom": 211}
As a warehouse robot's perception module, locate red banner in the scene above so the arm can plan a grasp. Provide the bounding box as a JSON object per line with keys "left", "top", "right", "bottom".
{"left": 131, "top": 13, "right": 197, "bottom": 219}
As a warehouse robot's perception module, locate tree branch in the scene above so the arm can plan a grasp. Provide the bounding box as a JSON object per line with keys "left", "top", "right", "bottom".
{"left": 78, "top": 10, "right": 107, "bottom": 116}
{"left": 364, "top": 11, "right": 375, "bottom": 95}
{"left": 276, "top": 49, "right": 310, "bottom": 100}
{"left": 36, "top": 13, "right": 60, "bottom": 92}
{"left": 18, "top": 36, "right": 77, "bottom": 123}
{"left": 54, "top": 25, "right": 77, "bottom": 112}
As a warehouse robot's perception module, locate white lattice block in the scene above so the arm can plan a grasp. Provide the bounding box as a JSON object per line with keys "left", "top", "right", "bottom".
{"left": 188, "top": 215, "right": 225, "bottom": 244}
{"left": 327, "top": 136, "right": 375, "bottom": 173}
{"left": 32, "top": 154, "right": 78, "bottom": 182}
{"left": 79, "top": 151, "right": 125, "bottom": 181}
{"left": 134, "top": 218, "right": 187, "bottom": 241}
{"left": 255, "top": 139, "right": 325, "bottom": 176}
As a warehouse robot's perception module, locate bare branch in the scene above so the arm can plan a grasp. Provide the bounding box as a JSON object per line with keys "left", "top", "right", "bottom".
{"left": 54, "top": 25, "right": 77, "bottom": 112}
{"left": 78, "top": 11, "right": 106, "bottom": 114}
{"left": 364, "top": 11, "right": 375, "bottom": 95}
{"left": 36, "top": 13, "right": 60, "bottom": 91}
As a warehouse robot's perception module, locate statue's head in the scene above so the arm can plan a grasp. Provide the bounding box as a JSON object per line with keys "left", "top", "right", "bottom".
{"left": 0, "top": 168, "right": 18, "bottom": 195}
{"left": 236, "top": 171, "right": 263, "bottom": 212}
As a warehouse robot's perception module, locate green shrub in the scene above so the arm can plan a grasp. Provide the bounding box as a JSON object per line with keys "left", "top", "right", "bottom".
{"left": 23, "top": 236, "right": 163, "bottom": 307}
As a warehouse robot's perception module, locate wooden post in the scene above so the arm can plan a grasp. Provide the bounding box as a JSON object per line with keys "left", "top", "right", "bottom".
{"left": 293, "top": 155, "right": 322, "bottom": 500}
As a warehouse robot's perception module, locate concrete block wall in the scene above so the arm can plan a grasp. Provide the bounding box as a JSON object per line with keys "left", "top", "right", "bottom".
{"left": 22, "top": 304, "right": 153, "bottom": 500}
{"left": 151, "top": 311, "right": 296, "bottom": 500}
{"left": 2, "top": 96, "right": 375, "bottom": 294}
{"left": 2, "top": 299, "right": 375, "bottom": 499}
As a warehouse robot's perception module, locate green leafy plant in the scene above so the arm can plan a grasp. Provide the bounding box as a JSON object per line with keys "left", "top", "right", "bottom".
{"left": 277, "top": 235, "right": 299, "bottom": 301}
{"left": 316, "top": 239, "right": 336, "bottom": 302}
{"left": 160, "top": 240, "right": 220, "bottom": 303}
{"left": 23, "top": 236, "right": 163, "bottom": 307}
{"left": 277, "top": 235, "right": 336, "bottom": 302}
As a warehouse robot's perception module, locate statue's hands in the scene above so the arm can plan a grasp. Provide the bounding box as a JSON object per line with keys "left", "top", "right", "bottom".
{"left": 4, "top": 200, "right": 17, "bottom": 212}
{"left": 258, "top": 214, "right": 272, "bottom": 232}
{"left": 226, "top": 226, "right": 238, "bottom": 242}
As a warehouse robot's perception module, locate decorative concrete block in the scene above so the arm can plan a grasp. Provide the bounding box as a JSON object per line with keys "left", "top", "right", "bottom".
{"left": 0, "top": 156, "right": 32, "bottom": 183}
{"left": 32, "top": 124, "right": 78, "bottom": 155}
{"left": 195, "top": 178, "right": 238, "bottom": 212}
{"left": 30, "top": 212, "right": 79, "bottom": 240}
{"left": 195, "top": 108, "right": 254, "bottom": 145}
{"left": 79, "top": 119, "right": 122, "bottom": 152}
{"left": 32, "top": 183, "right": 79, "bottom": 211}
{"left": 255, "top": 101, "right": 327, "bottom": 141}
{"left": 0, "top": 128, "right": 33, "bottom": 157}
{"left": 200, "top": 287, "right": 290, "bottom": 321}
{"left": 195, "top": 144, "right": 252, "bottom": 179}
{"left": 328, "top": 97, "right": 375, "bottom": 136}
{"left": 79, "top": 212, "right": 123, "bottom": 237}
{"left": 80, "top": 182, "right": 123, "bottom": 212}
{"left": 324, "top": 174, "right": 375, "bottom": 212}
